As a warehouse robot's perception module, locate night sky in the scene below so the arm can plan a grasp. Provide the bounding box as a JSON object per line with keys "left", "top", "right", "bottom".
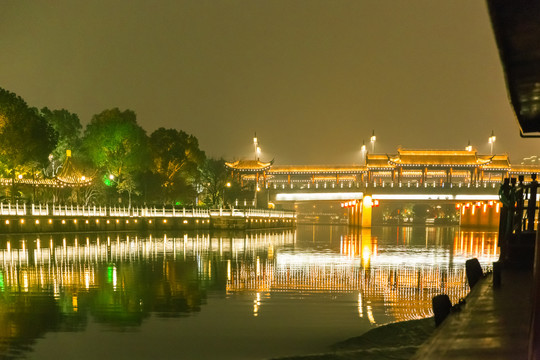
{"left": 0, "top": 1, "right": 536, "bottom": 164}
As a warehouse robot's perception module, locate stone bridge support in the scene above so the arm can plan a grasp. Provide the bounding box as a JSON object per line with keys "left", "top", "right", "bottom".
{"left": 347, "top": 196, "right": 372, "bottom": 228}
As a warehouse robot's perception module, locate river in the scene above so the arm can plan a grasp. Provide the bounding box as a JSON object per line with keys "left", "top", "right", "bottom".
{"left": 0, "top": 225, "right": 498, "bottom": 359}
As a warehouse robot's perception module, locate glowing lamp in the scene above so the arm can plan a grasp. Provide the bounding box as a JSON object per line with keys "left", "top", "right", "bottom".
{"left": 363, "top": 196, "right": 373, "bottom": 207}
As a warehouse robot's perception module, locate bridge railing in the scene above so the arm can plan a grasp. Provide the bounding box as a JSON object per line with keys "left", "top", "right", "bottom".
{"left": 208, "top": 208, "right": 296, "bottom": 218}
{"left": 0, "top": 203, "right": 295, "bottom": 219}
{"left": 269, "top": 180, "right": 502, "bottom": 191}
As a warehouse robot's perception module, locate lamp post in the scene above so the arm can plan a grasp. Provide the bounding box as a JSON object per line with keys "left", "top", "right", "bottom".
{"left": 370, "top": 130, "right": 376, "bottom": 153}
{"left": 224, "top": 181, "right": 231, "bottom": 207}
{"left": 361, "top": 140, "right": 367, "bottom": 165}
{"left": 488, "top": 131, "right": 496, "bottom": 155}
{"left": 17, "top": 174, "right": 22, "bottom": 200}
{"left": 253, "top": 133, "right": 258, "bottom": 160}
{"left": 465, "top": 140, "right": 472, "bottom": 152}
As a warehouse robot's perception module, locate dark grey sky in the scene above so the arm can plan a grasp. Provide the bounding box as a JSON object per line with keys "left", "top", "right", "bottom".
{"left": 0, "top": 1, "right": 535, "bottom": 164}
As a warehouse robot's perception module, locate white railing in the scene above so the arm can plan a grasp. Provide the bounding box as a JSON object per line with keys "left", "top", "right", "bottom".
{"left": 208, "top": 208, "right": 296, "bottom": 218}
{"left": 0, "top": 203, "right": 295, "bottom": 219}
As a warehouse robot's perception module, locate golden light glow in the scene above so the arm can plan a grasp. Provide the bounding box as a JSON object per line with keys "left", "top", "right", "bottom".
{"left": 363, "top": 196, "right": 373, "bottom": 207}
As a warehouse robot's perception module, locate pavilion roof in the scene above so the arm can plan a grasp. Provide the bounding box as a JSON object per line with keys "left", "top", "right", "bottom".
{"left": 387, "top": 150, "right": 494, "bottom": 167}
{"left": 509, "top": 164, "right": 540, "bottom": 174}
{"left": 269, "top": 164, "right": 365, "bottom": 174}
{"left": 477, "top": 154, "right": 511, "bottom": 170}
{"left": 366, "top": 154, "right": 394, "bottom": 169}
{"left": 225, "top": 159, "right": 273, "bottom": 172}
{"left": 55, "top": 154, "right": 93, "bottom": 186}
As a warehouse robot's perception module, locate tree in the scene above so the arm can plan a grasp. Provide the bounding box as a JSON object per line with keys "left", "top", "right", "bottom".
{"left": 0, "top": 88, "right": 57, "bottom": 175}
{"left": 82, "top": 108, "right": 149, "bottom": 202}
{"left": 200, "top": 158, "right": 228, "bottom": 206}
{"left": 117, "top": 173, "right": 140, "bottom": 208}
{"left": 149, "top": 128, "right": 205, "bottom": 204}
{"left": 41, "top": 107, "right": 82, "bottom": 173}
{"left": 412, "top": 203, "right": 433, "bottom": 222}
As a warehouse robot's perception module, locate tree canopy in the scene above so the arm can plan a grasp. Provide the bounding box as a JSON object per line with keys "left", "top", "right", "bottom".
{"left": 0, "top": 87, "right": 235, "bottom": 206}
{"left": 149, "top": 128, "right": 206, "bottom": 204}
{"left": 0, "top": 88, "right": 57, "bottom": 175}
{"left": 83, "top": 108, "right": 150, "bottom": 179}
{"left": 41, "top": 107, "right": 82, "bottom": 164}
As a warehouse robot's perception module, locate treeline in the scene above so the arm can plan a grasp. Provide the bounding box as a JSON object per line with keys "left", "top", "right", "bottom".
{"left": 0, "top": 87, "right": 242, "bottom": 206}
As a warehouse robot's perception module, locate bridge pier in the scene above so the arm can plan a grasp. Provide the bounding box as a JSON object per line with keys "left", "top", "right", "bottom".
{"left": 347, "top": 196, "right": 372, "bottom": 228}
{"left": 459, "top": 202, "right": 501, "bottom": 227}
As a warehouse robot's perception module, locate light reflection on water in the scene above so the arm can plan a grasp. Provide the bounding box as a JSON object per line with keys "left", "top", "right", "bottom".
{"left": 0, "top": 225, "right": 498, "bottom": 359}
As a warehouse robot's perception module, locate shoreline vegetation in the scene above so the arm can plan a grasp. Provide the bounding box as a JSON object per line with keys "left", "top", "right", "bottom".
{"left": 274, "top": 317, "right": 435, "bottom": 360}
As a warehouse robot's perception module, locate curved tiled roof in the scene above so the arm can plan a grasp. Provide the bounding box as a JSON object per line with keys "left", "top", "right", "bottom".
{"left": 270, "top": 165, "right": 366, "bottom": 174}
{"left": 225, "top": 159, "right": 273, "bottom": 172}
{"left": 388, "top": 150, "right": 493, "bottom": 167}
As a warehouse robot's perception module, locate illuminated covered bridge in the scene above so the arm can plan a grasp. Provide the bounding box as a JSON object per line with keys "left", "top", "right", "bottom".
{"left": 226, "top": 149, "right": 538, "bottom": 190}
{"left": 226, "top": 149, "right": 540, "bottom": 227}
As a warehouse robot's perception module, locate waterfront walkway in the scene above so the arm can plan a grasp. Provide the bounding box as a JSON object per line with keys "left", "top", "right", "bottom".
{"left": 413, "top": 268, "right": 533, "bottom": 359}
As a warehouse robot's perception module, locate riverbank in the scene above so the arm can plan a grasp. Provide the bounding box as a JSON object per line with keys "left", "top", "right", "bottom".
{"left": 0, "top": 204, "right": 296, "bottom": 232}
{"left": 273, "top": 317, "right": 435, "bottom": 360}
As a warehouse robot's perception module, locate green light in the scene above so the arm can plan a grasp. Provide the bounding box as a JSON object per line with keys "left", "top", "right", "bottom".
{"left": 107, "top": 265, "right": 114, "bottom": 283}
{"left": 175, "top": 201, "right": 180, "bottom": 206}
{"left": 103, "top": 175, "right": 113, "bottom": 186}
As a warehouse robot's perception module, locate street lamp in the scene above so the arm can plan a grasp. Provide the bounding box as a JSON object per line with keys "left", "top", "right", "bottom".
{"left": 253, "top": 133, "right": 258, "bottom": 160}
{"left": 224, "top": 181, "right": 231, "bottom": 207}
{"left": 370, "top": 130, "right": 376, "bottom": 153}
{"left": 361, "top": 140, "right": 367, "bottom": 164}
{"left": 488, "top": 131, "right": 496, "bottom": 155}
{"left": 465, "top": 140, "right": 472, "bottom": 152}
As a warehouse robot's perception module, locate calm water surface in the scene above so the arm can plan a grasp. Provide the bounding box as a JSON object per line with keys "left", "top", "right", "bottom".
{"left": 0, "top": 225, "right": 498, "bottom": 359}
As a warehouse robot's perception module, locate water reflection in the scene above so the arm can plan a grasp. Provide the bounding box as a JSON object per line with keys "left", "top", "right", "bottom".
{"left": 0, "top": 226, "right": 498, "bottom": 359}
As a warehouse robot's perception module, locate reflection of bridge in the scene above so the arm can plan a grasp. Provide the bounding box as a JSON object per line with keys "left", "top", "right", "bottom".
{"left": 225, "top": 227, "right": 499, "bottom": 322}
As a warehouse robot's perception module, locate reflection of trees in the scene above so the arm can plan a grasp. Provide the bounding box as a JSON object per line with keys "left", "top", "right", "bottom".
{"left": 0, "top": 293, "right": 62, "bottom": 358}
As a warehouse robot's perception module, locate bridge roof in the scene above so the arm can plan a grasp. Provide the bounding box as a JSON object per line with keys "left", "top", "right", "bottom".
{"left": 270, "top": 165, "right": 365, "bottom": 174}
{"left": 366, "top": 154, "right": 394, "bottom": 169}
{"left": 477, "top": 155, "right": 511, "bottom": 170}
{"left": 225, "top": 159, "right": 273, "bottom": 172}
{"left": 386, "top": 150, "right": 502, "bottom": 167}
{"left": 509, "top": 164, "right": 540, "bottom": 175}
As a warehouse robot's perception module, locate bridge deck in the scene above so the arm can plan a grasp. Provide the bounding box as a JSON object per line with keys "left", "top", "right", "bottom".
{"left": 413, "top": 268, "right": 532, "bottom": 359}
